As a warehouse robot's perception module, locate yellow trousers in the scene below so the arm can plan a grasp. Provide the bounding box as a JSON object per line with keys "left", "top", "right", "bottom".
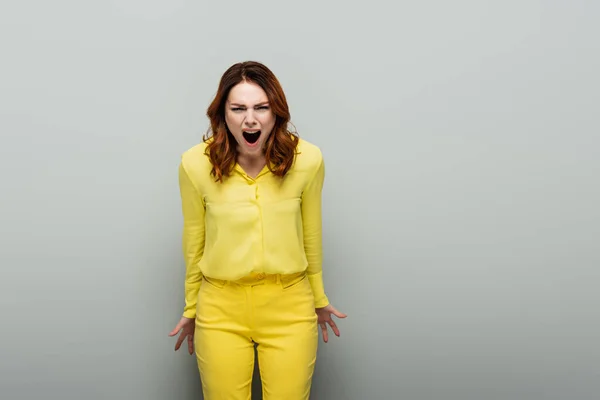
{"left": 194, "top": 271, "right": 319, "bottom": 400}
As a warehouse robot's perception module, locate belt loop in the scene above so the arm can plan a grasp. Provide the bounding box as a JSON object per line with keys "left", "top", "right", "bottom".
{"left": 276, "top": 274, "right": 281, "bottom": 284}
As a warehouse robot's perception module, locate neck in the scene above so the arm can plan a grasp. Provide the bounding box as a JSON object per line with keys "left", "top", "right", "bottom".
{"left": 237, "top": 151, "right": 266, "bottom": 168}
{"left": 236, "top": 152, "right": 267, "bottom": 178}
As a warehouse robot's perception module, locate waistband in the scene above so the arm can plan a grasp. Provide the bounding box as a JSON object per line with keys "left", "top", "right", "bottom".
{"left": 204, "top": 271, "right": 306, "bottom": 287}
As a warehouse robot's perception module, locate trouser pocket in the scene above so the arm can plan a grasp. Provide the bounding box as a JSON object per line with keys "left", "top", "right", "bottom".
{"left": 203, "top": 275, "right": 227, "bottom": 289}
{"left": 280, "top": 272, "right": 307, "bottom": 290}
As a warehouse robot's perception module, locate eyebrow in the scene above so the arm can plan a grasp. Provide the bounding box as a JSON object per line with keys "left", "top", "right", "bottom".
{"left": 229, "top": 102, "right": 270, "bottom": 107}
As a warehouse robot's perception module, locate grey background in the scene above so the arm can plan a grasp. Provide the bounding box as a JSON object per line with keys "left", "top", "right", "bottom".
{"left": 1, "top": 1, "right": 599, "bottom": 399}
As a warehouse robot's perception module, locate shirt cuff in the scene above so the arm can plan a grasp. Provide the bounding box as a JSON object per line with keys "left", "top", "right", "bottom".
{"left": 307, "top": 271, "right": 329, "bottom": 308}
{"left": 182, "top": 280, "right": 202, "bottom": 319}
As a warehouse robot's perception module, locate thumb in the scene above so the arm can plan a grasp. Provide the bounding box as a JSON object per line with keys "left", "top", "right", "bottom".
{"left": 168, "top": 321, "right": 183, "bottom": 337}
{"left": 332, "top": 308, "right": 347, "bottom": 319}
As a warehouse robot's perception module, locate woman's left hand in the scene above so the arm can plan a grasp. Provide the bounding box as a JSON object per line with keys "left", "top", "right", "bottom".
{"left": 315, "top": 304, "right": 347, "bottom": 343}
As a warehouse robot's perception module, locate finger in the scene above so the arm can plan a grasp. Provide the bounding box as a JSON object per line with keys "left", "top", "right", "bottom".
{"left": 332, "top": 308, "right": 347, "bottom": 319}
{"left": 187, "top": 334, "right": 194, "bottom": 355}
{"left": 320, "top": 323, "right": 328, "bottom": 343}
{"left": 168, "top": 322, "right": 182, "bottom": 337}
{"left": 328, "top": 319, "right": 341, "bottom": 337}
{"left": 175, "top": 333, "right": 186, "bottom": 351}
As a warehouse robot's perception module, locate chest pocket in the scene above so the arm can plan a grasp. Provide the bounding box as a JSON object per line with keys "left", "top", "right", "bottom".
{"left": 205, "top": 200, "right": 258, "bottom": 236}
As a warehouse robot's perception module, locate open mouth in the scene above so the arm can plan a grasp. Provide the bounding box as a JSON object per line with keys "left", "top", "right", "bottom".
{"left": 242, "top": 130, "right": 261, "bottom": 145}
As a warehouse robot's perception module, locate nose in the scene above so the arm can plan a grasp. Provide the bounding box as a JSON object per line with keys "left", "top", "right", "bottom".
{"left": 244, "top": 109, "right": 257, "bottom": 126}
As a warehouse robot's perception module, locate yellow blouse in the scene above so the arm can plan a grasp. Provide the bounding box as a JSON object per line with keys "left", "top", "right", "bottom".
{"left": 178, "top": 137, "right": 329, "bottom": 318}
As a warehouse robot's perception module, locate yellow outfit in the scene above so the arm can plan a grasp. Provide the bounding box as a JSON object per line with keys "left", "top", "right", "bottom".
{"left": 177, "top": 137, "right": 329, "bottom": 399}
{"left": 178, "top": 137, "right": 329, "bottom": 316}
{"left": 195, "top": 272, "right": 318, "bottom": 399}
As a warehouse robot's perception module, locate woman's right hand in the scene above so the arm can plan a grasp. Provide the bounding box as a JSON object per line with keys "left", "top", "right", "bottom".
{"left": 168, "top": 316, "right": 195, "bottom": 355}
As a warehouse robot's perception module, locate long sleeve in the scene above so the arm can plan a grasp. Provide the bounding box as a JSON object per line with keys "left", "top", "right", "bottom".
{"left": 301, "top": 152, "right": 330, "bottom": 308}
{"left": 178, "top": 161, "right": 205, "bottom": 319}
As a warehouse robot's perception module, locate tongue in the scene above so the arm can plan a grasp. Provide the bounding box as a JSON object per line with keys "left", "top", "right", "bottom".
{"left": 243, "top": 131, "right": 260, "bottom": 144}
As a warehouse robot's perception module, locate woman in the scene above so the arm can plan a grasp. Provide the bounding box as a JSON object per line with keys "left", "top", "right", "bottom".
{"left": 169, "top": 61, "right": 346, "bottom": 399}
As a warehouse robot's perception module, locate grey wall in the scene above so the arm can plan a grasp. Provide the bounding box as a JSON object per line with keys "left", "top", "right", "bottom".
{"left": 1, "top": 1, "right": 599, "bottom": 399}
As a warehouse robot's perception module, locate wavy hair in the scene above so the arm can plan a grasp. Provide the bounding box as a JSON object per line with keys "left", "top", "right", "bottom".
{"left": 203, "top": 61, "right": 299, "bottom": 182}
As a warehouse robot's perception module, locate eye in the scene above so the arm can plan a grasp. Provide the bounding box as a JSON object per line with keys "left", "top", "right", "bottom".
{"left": 256, "top": 106, "right": 270, "bottom": 111}
{"left": 231, "top": 107, "right": 244, "bottom": 112}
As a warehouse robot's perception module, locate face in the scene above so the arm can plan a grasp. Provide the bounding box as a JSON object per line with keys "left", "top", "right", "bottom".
{"left": 224, "top": 81, "right": 276, "bottom": 156}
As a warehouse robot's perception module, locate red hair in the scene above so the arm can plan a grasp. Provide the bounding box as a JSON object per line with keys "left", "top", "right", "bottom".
{"left": 203, "top": 61, "right": 299, "bottom": 182}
